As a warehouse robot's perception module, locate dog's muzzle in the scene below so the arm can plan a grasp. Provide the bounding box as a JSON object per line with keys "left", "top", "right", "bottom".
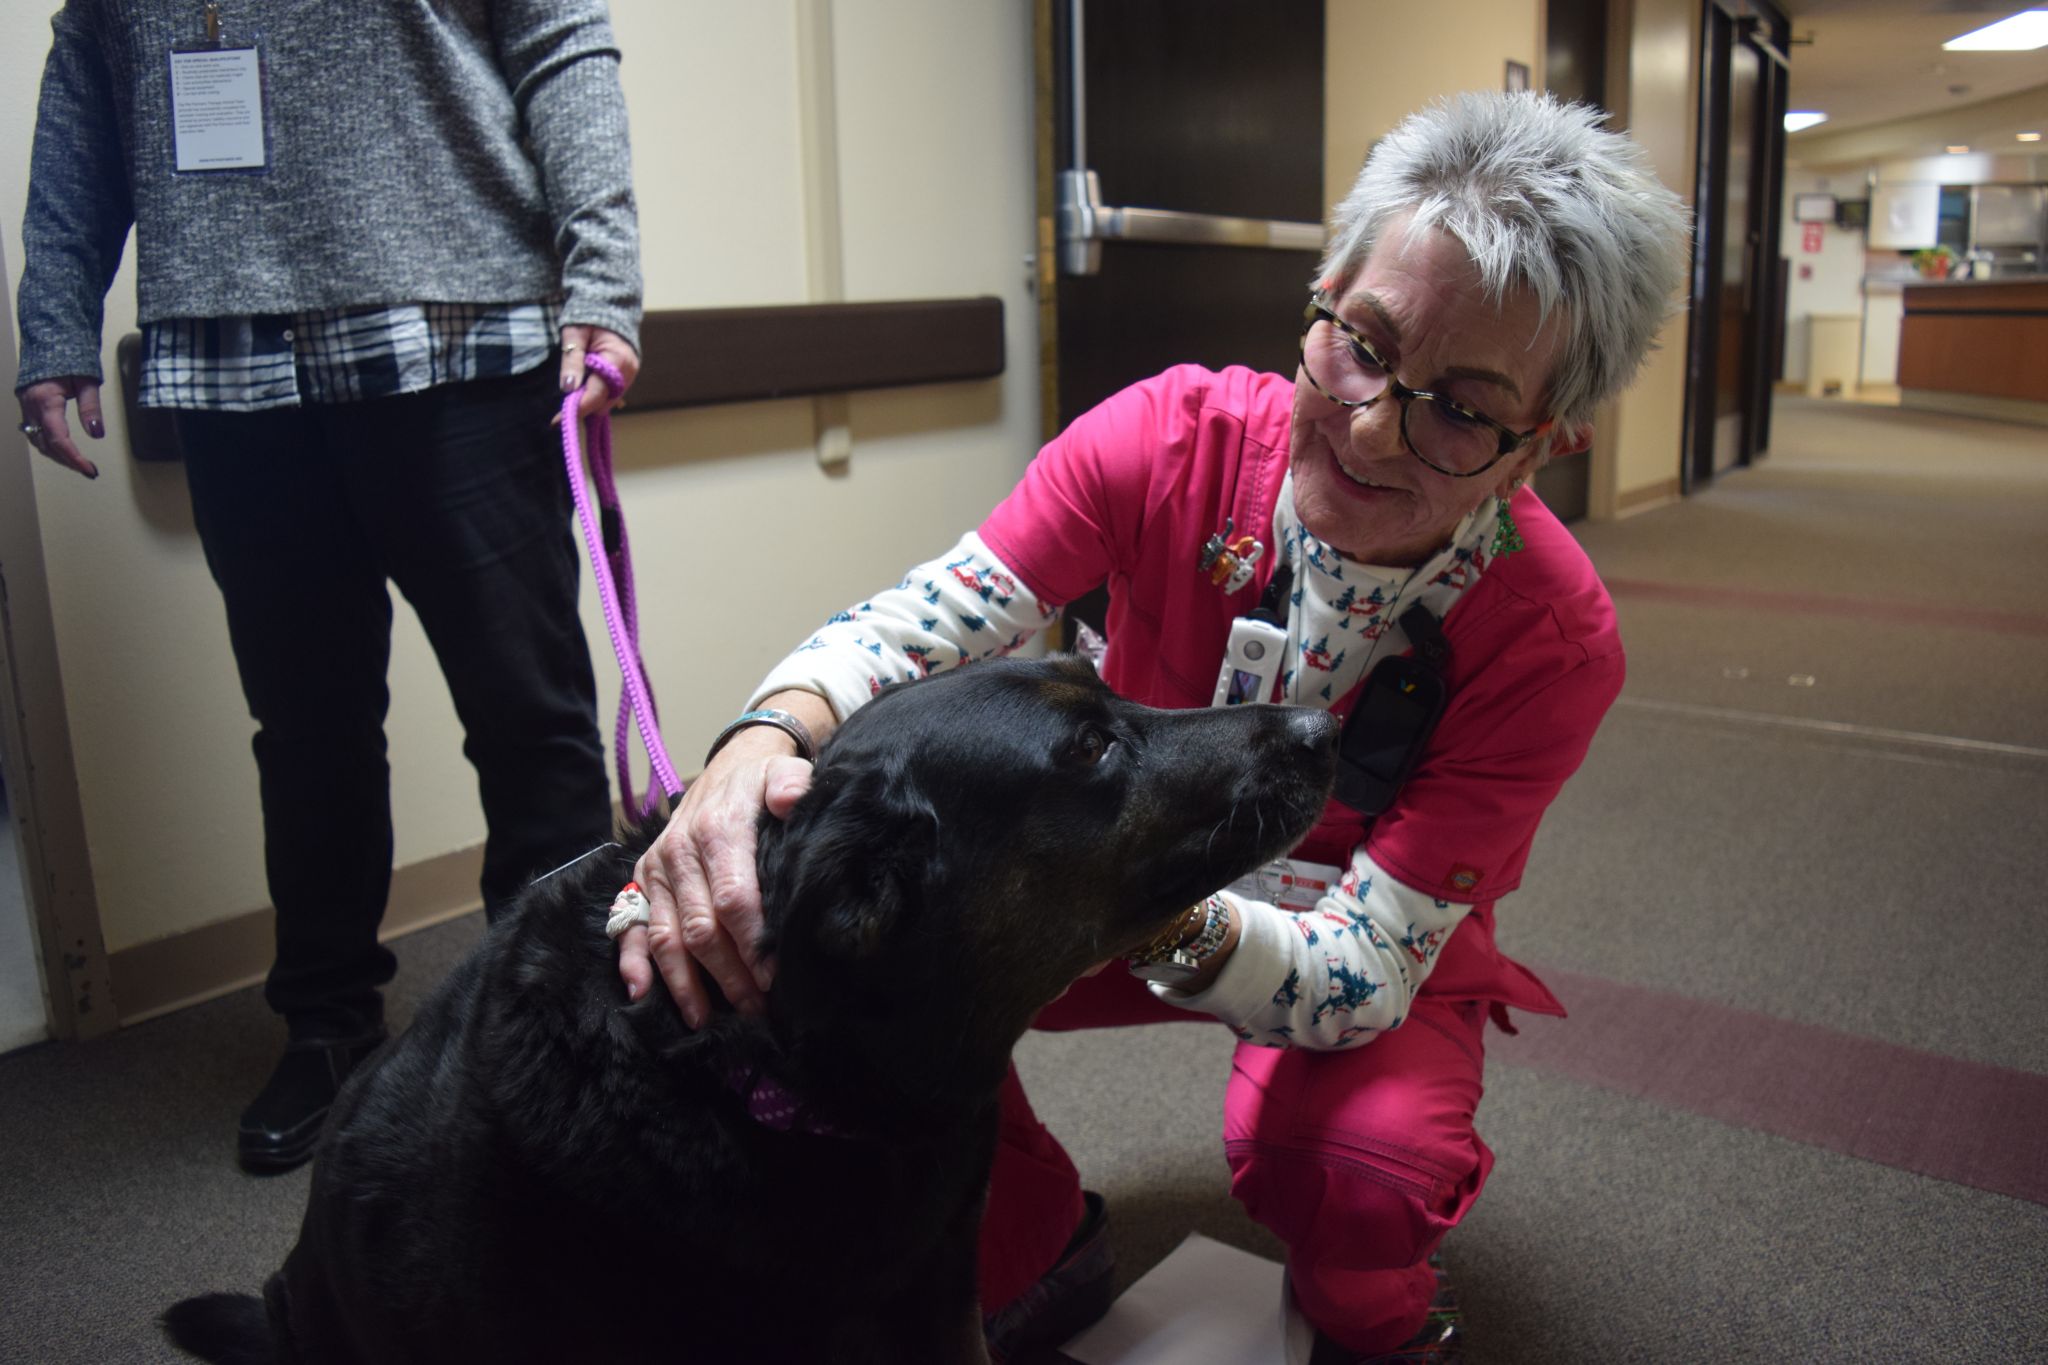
{"left": 605, "top": 883, "right": 653, "bottom": 939}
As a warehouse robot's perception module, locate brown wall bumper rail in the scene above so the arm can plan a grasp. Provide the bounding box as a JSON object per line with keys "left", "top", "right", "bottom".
{"left": 634, "top": 296, "right": 1006, "bottom": 411}
{"left": 118, "top": 295, "right": 1007, "bottom": 460}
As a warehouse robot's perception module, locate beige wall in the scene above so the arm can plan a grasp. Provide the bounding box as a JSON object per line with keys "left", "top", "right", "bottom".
{"left": 2, "top": 0, "right": 1039, "bottom": 1003}
{"left": 1597, "top": 0, "right": 1698, "bottom": 516}
{"left": 1324, "top": 1, "right": 1544, "bottom": 215}
{"left": 0, "top": 230, "right": 61, "bottom": 1047}
{"left": 1779, "top": 170, "right": 1867, "bottom": 389}
{"left": 1325, "top": 0, "right": 1700, "bottom": 519}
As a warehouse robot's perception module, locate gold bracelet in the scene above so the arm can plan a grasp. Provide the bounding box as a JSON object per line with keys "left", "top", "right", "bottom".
{"left": 1129, "top": 899, "right": 1209, "bottom": 965}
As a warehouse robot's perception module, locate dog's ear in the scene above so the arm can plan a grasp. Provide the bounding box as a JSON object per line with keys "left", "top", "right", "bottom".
{"left": 761, "top": 763, "right": 940, "bottom": 962}
{"left": 816, "top": 773, "right": 940, "bottom": 960}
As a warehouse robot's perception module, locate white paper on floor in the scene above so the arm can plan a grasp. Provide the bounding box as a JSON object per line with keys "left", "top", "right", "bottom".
{"left": 1059, "top": 1233, "right": 1288, "bottom": 1365}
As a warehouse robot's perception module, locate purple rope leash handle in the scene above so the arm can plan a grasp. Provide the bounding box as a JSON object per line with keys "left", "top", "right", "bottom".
{"left": 559, "top": 354, "right": 684, "bottom": 817}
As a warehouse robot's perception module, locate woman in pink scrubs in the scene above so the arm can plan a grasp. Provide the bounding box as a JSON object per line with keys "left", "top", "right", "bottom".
{"left": 621, "top": 92, "right": 1690, "bottom": 1364}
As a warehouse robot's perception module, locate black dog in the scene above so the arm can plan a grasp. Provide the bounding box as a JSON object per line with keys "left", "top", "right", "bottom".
{"left": 163, "top": 655, "right": 1337, "bottom": 1365}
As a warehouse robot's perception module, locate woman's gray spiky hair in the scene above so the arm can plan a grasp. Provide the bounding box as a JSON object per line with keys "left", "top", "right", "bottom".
{"left": 1320, "top": 92, "right": 1692, "bottom": 433}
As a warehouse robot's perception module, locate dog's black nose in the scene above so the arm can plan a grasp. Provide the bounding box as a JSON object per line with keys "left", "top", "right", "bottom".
{"left": 1281, "top": 706, "right": 1340, "bottom": 753}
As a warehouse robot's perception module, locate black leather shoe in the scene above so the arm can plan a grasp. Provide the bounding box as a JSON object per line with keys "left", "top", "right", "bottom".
{"left": 236, "top": 1034, "right": 386, "bottom": 1174}
{"left": 985, "top": 1190, "right": 1114, "bottom": 1364}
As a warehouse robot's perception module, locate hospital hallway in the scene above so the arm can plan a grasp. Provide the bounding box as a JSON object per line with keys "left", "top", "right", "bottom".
{"left": 2, "top": 396, "right": 2044, "bottom": 1362}
{"left": 1018, "top": 394, "right": 2048, "bottom": 1361}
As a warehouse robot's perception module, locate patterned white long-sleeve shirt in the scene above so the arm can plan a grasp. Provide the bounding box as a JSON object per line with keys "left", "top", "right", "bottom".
{"left": 1160, "top": 854, "right": 1468, "bottom": 1049}
{"left": 752, "top": 531, "right": 1059, "bottom": 721}
{"left": 750, "top": 480, "right": 1505, "bottom": 1050}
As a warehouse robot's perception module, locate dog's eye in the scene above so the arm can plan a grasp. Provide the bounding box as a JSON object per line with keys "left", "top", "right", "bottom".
{"left": 1073, "top": 726, "right": 1113, "bottom": 765}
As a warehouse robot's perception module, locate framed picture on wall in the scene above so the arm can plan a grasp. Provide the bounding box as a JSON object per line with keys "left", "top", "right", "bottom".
{"left": 1504, "top": 60, "right": 1530, "bottom": 93}
{"left": 1793, "top": 193, "right": 1838, "bottom": 222}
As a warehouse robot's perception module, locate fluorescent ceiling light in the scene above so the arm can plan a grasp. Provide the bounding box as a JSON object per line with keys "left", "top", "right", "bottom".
{"left": 2019, "top": 132, "right": 2044, "bottom": 142}
{"left": 1784, "top": 111, "right": 1828, "bottom": 132}
{"left": 1946, "top": 145, "right": 1971, "bottom": 154}
{"left": 1943, "top": 10, "right": 2048, "bottom": 50}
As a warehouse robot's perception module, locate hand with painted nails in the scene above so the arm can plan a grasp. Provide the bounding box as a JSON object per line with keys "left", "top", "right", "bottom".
{"left": 16, "top": 376, "right": 105, "bottom": 479}
{"left": 557, "top": 324, "right": 638, "bottom": 422}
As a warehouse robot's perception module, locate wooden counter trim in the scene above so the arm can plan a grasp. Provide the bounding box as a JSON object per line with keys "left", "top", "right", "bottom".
{"left": 1898, "top": 313, "right": 2048, "bottom": 403}
{"left": 1899, "top": 279, "right": 2048, "bottom": 402}
{"left": 1901, "top": 280, "right": 2048, "bottom": 314}
{"left": 1902, "top": 306, "right": 2048, "bottom": 318}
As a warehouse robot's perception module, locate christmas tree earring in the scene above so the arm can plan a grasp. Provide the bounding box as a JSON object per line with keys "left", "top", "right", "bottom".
{"left": 1490, "top": 494, "right": 1525, "bottom": 558}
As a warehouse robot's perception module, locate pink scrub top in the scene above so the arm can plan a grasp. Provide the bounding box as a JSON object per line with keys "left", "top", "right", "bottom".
{"left": 980, "top": 366, "right": 1627, "bottom": 1021}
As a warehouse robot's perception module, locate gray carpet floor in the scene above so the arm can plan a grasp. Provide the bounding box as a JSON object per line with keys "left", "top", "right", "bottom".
{"left": 3, "top": 397, "right": 2044, "bottom": 1361}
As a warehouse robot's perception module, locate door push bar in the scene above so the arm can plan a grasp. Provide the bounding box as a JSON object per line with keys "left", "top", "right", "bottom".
{"left": 1056, "top": 0, "right": 1322, "bottom": 277}
{"left": 1056, "top": 169, "right": 1325, "bottom": 276}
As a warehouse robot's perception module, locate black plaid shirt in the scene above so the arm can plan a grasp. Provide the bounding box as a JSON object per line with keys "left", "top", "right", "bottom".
{"left": 138, "top": 301, "right": 561, "bottom": 411}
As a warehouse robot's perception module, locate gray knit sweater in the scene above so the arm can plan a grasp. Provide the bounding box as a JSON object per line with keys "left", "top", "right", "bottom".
{"left": 15, "top": 0, "right": 642, "bottom": 392}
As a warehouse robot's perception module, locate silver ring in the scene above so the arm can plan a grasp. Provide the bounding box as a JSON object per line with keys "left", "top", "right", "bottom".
{"left": 562, "top": 344, "right": 583, "bottom": 354}
{"left": 17, "top": 422, "right": 42, "bottom": 440}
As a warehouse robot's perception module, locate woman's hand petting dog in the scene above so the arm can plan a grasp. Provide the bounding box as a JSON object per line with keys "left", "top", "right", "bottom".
{"left": 619, "top": 724, "right": 814, "bottom": 1027}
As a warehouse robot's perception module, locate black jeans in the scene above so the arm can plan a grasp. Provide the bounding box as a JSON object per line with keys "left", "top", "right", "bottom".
{"left": 176, "top": 364, "right": 613, "bottom": 1040}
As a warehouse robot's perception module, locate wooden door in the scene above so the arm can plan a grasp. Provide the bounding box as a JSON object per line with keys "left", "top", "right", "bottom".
{"left": 1037, "top": 0, "right": 1325, "bottom": 633}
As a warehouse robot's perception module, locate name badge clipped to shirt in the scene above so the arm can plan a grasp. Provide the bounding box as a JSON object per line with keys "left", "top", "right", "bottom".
{"left": 1227, "top": 855, "right": 1344, "bottom": 916}
{"left": 168, "top": 3, "right": 271, "bottom": 175}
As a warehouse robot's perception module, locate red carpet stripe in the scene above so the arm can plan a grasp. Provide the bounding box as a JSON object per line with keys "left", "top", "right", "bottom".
{"left": 1601, "top": 577, "right": 2048, "bottom": 638}
{"left": 1491, "top": 966, "right": 2048, "bottom": 1207}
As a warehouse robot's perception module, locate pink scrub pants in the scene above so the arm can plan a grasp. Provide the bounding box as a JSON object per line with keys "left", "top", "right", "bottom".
{"left": 978, "top": 970, "right": 1494, "bottom": 1355}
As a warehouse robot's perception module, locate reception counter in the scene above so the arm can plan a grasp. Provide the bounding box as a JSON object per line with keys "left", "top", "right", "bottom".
{"left": 1898, "top": 276, "right": 2048, "bottom": 425}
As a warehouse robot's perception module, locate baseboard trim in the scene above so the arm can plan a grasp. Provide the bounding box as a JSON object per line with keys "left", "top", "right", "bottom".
{"left": 1899, "top": 389, "right": 2048, "bottom": 428}
{"left": 107, "top": 844, "right": 485, "bottom": 1027}
{"left": 1615, "top": 477, "right": 1682, "bottom": 517}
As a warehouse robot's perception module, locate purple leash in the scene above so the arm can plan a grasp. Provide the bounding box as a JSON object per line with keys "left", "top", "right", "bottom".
{"left": 559, "top": 354, "right": 683, "bottom": 817}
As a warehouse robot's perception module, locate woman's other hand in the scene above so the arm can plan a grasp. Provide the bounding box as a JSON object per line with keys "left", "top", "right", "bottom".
{"left": 557, "top": 325, "right": 639, "bottom": 421}
{"left": 17, "top": 377, "right": 104, "bottom": 478}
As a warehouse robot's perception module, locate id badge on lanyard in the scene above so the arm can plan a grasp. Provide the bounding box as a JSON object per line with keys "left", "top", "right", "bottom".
{"left": 1227, "top": 855, "right": 1343, "bottom": 915}
{"left": 168, "top": 3, "right": 272, "bottom": 176}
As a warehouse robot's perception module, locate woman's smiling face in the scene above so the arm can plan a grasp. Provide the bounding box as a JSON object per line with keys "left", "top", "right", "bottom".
{"left": 1289, "top": 215, "right": 1571, "bottom": 566}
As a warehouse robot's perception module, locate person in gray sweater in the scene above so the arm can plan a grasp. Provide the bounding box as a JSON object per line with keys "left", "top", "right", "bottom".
{"left": 13, "top": 0, "right": 644, "bottom": 1172}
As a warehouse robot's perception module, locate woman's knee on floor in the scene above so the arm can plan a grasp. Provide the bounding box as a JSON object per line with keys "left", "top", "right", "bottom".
{"left": 1224, "top": 1131, "right": 1486, "bottom": 1276}
{"left": 1229, "top": 1136, "right": 1486, "bottom": 1352}
{"left": 1221, "top": 1001, "right": 1492, "bottom": 1273}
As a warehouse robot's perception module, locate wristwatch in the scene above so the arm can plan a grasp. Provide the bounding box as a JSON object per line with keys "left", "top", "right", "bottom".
{"left": 1127, "top": 894, "right": 1232, "bottom": 986}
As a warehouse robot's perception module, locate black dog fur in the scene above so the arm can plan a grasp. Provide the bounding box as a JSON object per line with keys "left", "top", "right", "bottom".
{"left": 162, "top": 656, "right": 1338, "bottom": 1365}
